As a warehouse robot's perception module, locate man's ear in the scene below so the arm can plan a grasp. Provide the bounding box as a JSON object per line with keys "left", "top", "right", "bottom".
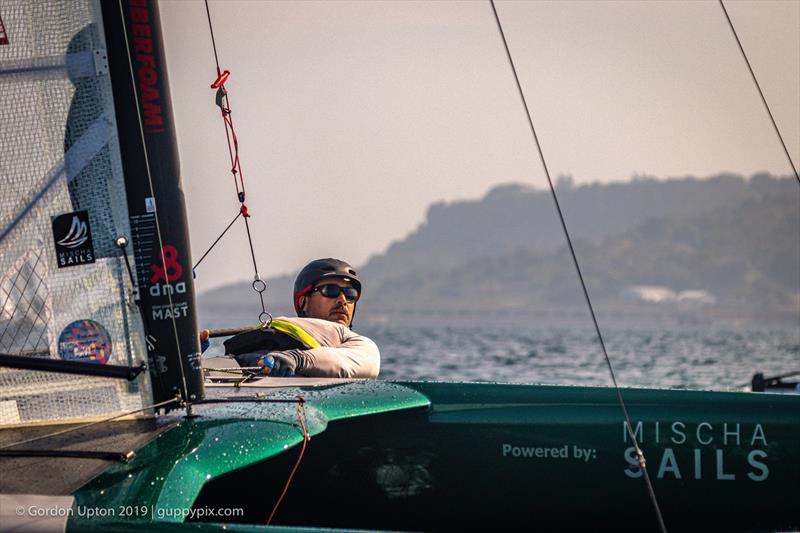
{"left": 299, "top": 295, "right": 308, "bottom": 313}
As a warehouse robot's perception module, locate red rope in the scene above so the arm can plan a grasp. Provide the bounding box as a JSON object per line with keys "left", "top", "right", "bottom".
{"left": 267, "top": 395, "right": 308, "bottom": 524}
{"left": 213, "top": 82, "right": 246, "bottom": 199}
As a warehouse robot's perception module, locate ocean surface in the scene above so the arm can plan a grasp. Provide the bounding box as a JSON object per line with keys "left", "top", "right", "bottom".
{"left": 201, "top": 318, "right": 799, "bottom": 391}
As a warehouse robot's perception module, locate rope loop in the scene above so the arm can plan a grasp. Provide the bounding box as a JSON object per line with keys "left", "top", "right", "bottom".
{"left": 252, "top": 277, "right": 267, "bottom": 293}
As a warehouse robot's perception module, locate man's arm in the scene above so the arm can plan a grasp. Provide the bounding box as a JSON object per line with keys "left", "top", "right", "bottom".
{"left": 274, "top": 327, "right": 380, "bottom": 378}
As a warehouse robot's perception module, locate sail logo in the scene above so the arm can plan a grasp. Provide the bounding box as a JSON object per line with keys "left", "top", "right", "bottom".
{"left": 57, "top": 216, "right": 89, "bottom": 248}
{"left": 52, "top": 210, "right": 95, "bottom": 268}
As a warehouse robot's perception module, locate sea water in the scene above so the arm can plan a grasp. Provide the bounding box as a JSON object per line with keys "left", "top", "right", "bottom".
{"left": 200, "top": 318, "right": 799, "bottom": 391}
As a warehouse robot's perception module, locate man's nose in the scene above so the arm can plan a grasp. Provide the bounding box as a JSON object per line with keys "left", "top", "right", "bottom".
{"left": 336, "top": 290, "right": 348, "bottom": 303}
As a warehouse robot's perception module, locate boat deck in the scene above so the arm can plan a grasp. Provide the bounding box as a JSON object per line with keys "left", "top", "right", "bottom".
{"left": 0, "top": 417, "right": 178, "bottom": 495}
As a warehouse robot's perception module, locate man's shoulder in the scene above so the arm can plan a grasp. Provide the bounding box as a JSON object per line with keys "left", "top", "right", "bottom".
{"left": 276, "top": 316, "right": 345, "bottom": 331}
{"left": 275, "top": 316, "right": 372, "bottom": 344}
{"left": 274, "top": 316, "right": 348, "bottom": 344}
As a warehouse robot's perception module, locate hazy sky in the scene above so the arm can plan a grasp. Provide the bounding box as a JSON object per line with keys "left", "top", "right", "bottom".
{"left": 158, "top": 0, "right": 799, "bottom": 294}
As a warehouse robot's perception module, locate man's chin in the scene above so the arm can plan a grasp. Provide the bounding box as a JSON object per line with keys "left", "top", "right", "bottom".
{"left": 329, "top": 313, "right": 350, "bottom": 325}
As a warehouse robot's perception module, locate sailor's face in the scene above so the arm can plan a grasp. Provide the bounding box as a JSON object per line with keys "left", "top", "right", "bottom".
{"left": 303, "top": 279, "right": 356, "bottom": 326}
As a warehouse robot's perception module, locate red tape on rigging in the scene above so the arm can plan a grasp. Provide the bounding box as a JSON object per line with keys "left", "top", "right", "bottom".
{"left": 210, "top": 69, "right": 230, "bottom": 88}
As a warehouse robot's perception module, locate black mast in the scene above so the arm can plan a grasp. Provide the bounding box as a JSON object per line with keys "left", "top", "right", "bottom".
{"left": 101, "top": 0, "right": 204, "bottom": 405}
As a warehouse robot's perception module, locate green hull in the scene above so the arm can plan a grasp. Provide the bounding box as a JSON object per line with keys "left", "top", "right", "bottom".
{"left": 62, "top": 381, "right": 799, "bottom": 532}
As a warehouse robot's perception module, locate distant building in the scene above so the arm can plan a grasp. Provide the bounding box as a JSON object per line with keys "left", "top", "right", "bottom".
{"left": 676, "top": 290, "right": 716, "bottom": 305}
{"left": 621, "top": 286, "right": 715, "bottom": 305}
{"left": 621, "top": 286, "right": 676, "bottom": 303}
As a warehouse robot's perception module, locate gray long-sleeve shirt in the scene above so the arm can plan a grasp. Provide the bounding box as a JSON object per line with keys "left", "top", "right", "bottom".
{"left": 272, "top": 316, "right": 380, "bottom": 378}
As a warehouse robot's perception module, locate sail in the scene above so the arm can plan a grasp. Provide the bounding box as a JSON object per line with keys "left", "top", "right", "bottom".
{"left": 0, "top": 0, "right": 202, "bottom": 426}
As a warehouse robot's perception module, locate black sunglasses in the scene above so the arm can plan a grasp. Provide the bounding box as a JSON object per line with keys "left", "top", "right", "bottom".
{"left": 312, "top": 284, "right": 360, "bottom": 302}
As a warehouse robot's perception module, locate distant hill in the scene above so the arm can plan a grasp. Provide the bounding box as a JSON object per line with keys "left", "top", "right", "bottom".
{"left": 359, "top": 172, "right": 794, "bottom": 286}
{"left": 198, "top": 173, "right": 799, "bottom": 325}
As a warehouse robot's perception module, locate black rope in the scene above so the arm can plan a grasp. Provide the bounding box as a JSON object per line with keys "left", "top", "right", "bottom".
{"left": 242, "top": 209, "right": 260, "bottom": 276}
{"left": 242, "top": 214, "right": 269, "bottom": 324}
{"left": 204, "top": 0, "right": 222, "bottom": 76}
{"left": 192, "top": 209, "right": 242, "bottom": 275}
{"left": 488, "top": 2, "right": 666, "bottom": 531}
{"left": 718, "top": 0, "right": 799, "bottom": 185}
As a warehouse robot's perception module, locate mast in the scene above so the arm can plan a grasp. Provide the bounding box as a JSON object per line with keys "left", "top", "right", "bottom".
{"left": 100, "top": 0, "right": 204, "bottom": 405}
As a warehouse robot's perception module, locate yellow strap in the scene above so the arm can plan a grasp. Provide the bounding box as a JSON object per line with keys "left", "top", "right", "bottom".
{"left": 266, "top": 319, "right": 320, "bottom": 349}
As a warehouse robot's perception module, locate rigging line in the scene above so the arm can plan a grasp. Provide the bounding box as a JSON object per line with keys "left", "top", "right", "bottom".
{"left": 221, "top": 98, "right": 246, "bottom": 197}
{"left": 242, "top": 214, "right": 261, "bottom": 278}
{"left": 718, "top": 0, "right": 799, "bottom": 185}
{"left": 244, "top": 213, "right": 269, "bottom": 323}
{"left": 192, "top": 209, "right": 243, "bottom": 274}
{"left": 488, "top": 2, "right": 667, "bottom": 531}
{"left": 204, "top": 0, "right": 222, "bottom": 76}
{"left": 205, "top": 0, "right": 245, "bottom": 196}
{"left": 0, "top": 397, "right": 179, "bottom": 451}
{"left": 268, "top": 395, "right": 309, "bottom": 525}
{"left": 202, "top": 0, "right": 266, "bottom": 323}
{"left": 116, "top": 0, "right": 191, "bottom": 401}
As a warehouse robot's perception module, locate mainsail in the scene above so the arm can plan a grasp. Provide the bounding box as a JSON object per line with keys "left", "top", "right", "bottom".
{"left": 0, "top": 0, "right": 203, "bottom": 426}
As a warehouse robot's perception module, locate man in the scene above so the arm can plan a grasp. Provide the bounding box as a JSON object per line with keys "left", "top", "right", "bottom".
{"left": 293, "top": 257, "right": 362, "bottom": 327}
{"left": 209, "top": 258, "right": 380, "bottom": 379}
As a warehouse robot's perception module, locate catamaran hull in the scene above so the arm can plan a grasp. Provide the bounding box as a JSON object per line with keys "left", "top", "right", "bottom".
{"left": 57, "top": 381, "right": 799, "bottom": 532}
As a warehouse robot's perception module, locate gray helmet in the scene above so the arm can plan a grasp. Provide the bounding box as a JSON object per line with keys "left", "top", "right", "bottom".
{"left": 293, "top": 258, "right": 362, "bottom": 316}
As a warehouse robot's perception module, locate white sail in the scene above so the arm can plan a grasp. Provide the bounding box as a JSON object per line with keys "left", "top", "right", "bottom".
{"left": 0, "top": 0, "right": 151, "bottom": 426}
